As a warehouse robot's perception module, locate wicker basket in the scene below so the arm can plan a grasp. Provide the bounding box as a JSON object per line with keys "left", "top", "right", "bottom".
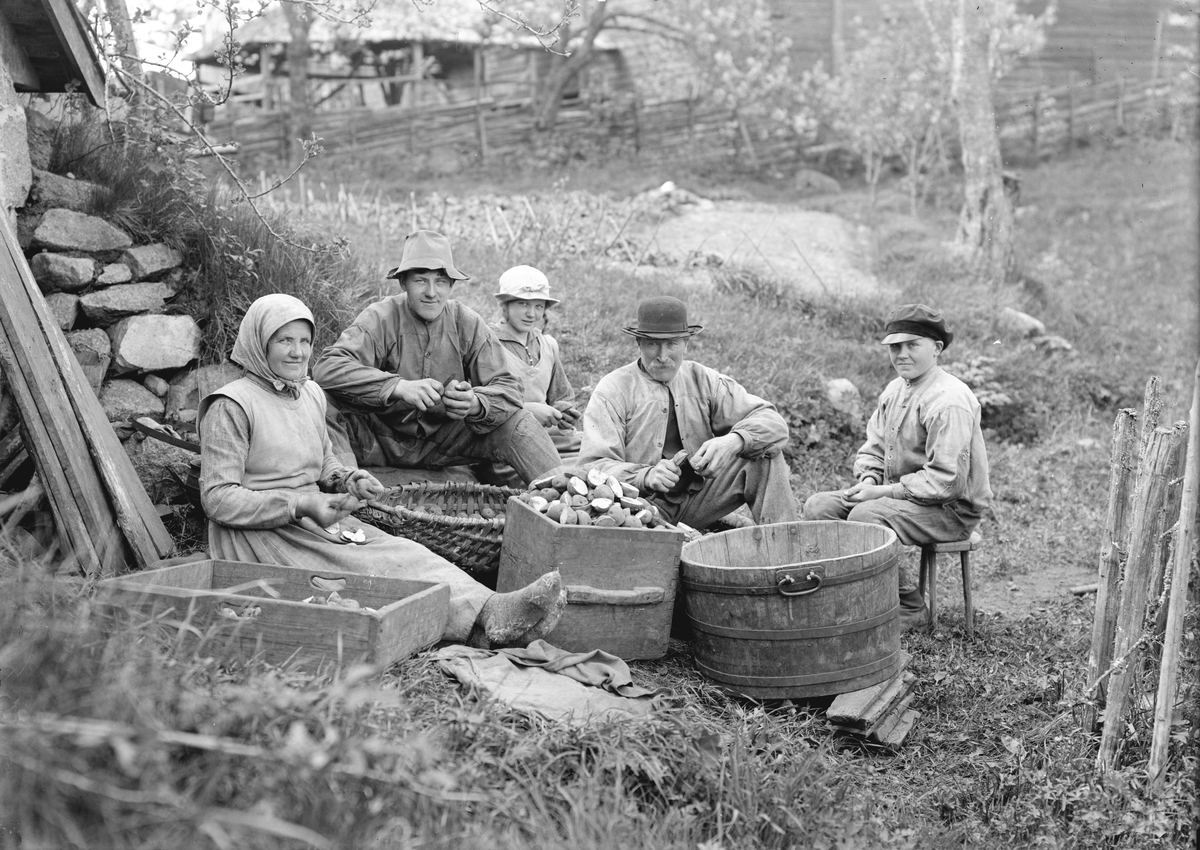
{"left": 354, "top": 481, "right": 522, "bottom": 582}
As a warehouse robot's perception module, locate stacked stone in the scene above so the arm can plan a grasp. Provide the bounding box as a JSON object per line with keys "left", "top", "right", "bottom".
{"left": 20, "top": 177, "right": 238, "bottom": 433}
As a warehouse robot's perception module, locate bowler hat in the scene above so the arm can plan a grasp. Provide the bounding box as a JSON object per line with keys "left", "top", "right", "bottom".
{"left": 385, "top": 230, "right": 468, "bottom": 281}
{"left": 622, "top": 296, "right": 703, "bottom": 340}
{"left": 880, "top": 303, "right": 953, "bottom": 348}
{"left": 494, "top": 265, "right": 560, "bottom": 305}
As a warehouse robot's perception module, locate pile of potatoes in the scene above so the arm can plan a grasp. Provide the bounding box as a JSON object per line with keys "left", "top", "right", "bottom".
{"left": 516, "top": 467, "right": 667, "bottom": 529}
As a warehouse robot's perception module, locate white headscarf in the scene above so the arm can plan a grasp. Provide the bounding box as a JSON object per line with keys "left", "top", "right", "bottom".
{"left": 231, "top": 293, "right": 316, "bottom": 397}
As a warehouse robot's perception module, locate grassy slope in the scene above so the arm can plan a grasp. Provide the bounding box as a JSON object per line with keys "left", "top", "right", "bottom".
{"left": 2, "top": 139, "right": 1197, "bottom": 848}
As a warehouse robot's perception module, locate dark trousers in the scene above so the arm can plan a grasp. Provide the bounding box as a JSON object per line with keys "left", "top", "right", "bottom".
{"left": 327, "top": 405, "right": 562, "bottom": 486}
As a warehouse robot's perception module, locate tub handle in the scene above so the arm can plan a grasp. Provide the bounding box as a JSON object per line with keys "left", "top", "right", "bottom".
{"left": 565, "top": 585, "right": 665, "bottom": 606}
{"left": 778, "top": 571, "right": 823, "bottom": 597}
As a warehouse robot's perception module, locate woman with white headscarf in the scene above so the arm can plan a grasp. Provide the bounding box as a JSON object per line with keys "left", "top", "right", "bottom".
{"left": 199, "top": 294, "right": 564, "bottom": 647}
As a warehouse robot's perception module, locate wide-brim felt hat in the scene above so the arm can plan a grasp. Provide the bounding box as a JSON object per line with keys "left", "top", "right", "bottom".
{"left": 494, "top": 265, "right": 560, "bottom": 305}
{"left": 622, "top": 295, "right": 703, "bottom": 340}
{"left": 880, "top": 303, "right": 954, "bottom": 348}
{"left": 385, "top": 230, "right": 468, "bottom": 281}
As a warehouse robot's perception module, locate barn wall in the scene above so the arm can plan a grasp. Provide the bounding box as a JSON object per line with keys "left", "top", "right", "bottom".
{"left": 770, "top": 0, "right": 1187, "bottom": 87}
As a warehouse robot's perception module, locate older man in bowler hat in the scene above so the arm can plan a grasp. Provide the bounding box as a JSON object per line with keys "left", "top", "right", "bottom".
{"left": 313, "top": 230, "right": 562, "bottom": 484}
{"left": 579, "top": 295, "right": 799, "bottom": 530}
{"left": 803, "top": 303, "right": 992, "bottom": 630}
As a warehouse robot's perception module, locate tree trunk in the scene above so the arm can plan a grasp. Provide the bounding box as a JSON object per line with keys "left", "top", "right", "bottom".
{"left": 534, "top": 1, "right": 612, "bottom": 131}
{"left": 102, "top": 0, "right": 144, "bottom": 90}
{"left": 950, "top": 0, "right": 1014, "bottom": 283}
{"left": 281, "top": 0, "right": 314, "bottom": 155}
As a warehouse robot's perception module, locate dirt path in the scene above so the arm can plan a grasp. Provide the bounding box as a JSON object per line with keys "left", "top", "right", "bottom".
{"left": 642, "top": 200, "right": 893, "bottom": 299}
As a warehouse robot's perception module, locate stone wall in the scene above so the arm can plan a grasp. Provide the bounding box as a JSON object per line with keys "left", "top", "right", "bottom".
{"left": 0, "top": 64, "right": 32, "bottom": 231}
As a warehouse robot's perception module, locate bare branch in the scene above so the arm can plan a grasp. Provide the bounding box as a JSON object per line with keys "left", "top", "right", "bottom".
{"left": 113, "top": 68, "right": 332, "bottom": 254}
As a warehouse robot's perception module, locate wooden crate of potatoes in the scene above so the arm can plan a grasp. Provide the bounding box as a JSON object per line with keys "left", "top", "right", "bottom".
{"left": 498, "top": 467, "right": 686, "bottom": 660}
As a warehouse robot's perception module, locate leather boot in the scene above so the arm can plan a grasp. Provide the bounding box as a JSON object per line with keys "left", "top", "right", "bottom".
{"left": 899, "top": 589, "right": 931, "bottom": 633}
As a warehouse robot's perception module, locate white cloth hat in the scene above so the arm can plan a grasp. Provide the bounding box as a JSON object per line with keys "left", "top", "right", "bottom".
{"left": 494, "top": 265, "right": 560, "bottom": 305}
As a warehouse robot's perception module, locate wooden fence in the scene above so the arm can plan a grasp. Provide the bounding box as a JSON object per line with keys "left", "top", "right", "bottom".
{"left": 994, "top": 75, "right": 1194, "bottom": 161}
{"left": 202, "top": 73, "right": 1197, "bottom": 173}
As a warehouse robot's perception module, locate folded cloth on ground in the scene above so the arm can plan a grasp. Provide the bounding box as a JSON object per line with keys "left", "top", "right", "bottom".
{"left": 433, "top": 640, "right": 672, "bottom": 723}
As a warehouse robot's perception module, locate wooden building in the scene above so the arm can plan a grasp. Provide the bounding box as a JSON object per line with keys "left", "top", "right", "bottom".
{"left": 187, "top": 3, "right": 636, "bottom": 120}
{"left": 768, "top": 0, "right": 1192, "bottom": 88}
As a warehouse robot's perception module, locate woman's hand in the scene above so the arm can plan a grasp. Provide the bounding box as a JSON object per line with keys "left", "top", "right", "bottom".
{"left": 528, "top": 402, "right": 564, "bottom": 427}
{"left": 345, "top": 469, "right": 386, "bottom": 501}
{"left": 297, "top": 492, "right": 363, "bottom": 527}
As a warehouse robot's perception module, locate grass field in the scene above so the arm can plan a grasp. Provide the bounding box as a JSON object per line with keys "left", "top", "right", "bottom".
{"left": 1, "top": 134, "right": 1197, "bottom": 848}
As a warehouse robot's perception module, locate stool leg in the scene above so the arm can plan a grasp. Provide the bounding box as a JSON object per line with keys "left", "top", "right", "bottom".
{"left": 927, "top": 555, "right": 938, "bottom": 630}
{"left": 961, "top": 551, "right": 974, "bottom": 640}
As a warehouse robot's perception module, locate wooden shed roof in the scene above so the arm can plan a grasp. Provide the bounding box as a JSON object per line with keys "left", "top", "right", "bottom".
{"left": 189, "top": 1, "right": 620, "bottom": 65}
{"left": 0, "top": 0, "right": 105, "bottom": 105}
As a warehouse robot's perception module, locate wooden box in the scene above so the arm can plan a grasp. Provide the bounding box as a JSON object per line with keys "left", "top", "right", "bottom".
{"left": 99, "top": 559, "right": 449, "bottom": 671}
{"left": 497, "top": 497, "right": 685, "bottom": 660}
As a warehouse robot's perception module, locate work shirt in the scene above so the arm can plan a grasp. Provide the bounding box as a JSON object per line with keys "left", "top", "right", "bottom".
{"left": 489, "top": 323, "right": 575, "bottom": 407}
{"left": 580, "top": 359, "right": 789, "bottom": 495}
{"left": 854, "top": 365, "right": 992, "bottom": 515}
{"left": 312, "top": 297, "right": 523, "bottom": 437}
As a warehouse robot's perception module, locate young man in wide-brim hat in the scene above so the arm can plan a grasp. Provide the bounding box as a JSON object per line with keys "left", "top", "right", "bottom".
{"left": 803, "top": 303, "right": 993, "bottom": 631}
{"left": 312, "top": 230, "right": 562, "bottom": 483}
{"left": 579, "top": 295, "right": 799, "bottom": 530}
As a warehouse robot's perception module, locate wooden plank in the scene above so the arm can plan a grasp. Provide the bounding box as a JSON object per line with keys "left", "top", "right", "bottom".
{"left": 871, "top": 707, "right": 920, "bottom": 749}
{"left": 37, "top": 0, "right": 105, "bottom": 106}
{"left": 0, "top": 325, "right": 100, "bottom": 575}
{"left": 0, "top": 228, "right": 117, "bottom": 573}
{"left": 2, "top": 215, "right": 173, "bottom": 568}
{"left": 0, "top": 9, "right": 41, "bottom": 89}
{"left": 827, "top": 657, "right": 913, "bottom": 727}
{"left": 0, "top": 444, "right": 29, "bottom": 490}
{"left": 0, "top": 429, "right": 23, "bottom": 470}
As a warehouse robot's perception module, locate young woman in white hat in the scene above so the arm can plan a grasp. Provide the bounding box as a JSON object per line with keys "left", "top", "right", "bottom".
{"left": 489, "top": 265, "right": 581, "bottom": 454}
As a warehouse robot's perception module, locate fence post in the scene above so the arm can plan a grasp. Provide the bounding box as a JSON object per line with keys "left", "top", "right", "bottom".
{"left": 474, "top": 46, "right": 488, "bottom": 163}
{"left": 1031, "top": 88, "right": 1042, "bottom": 160}
{"left": 1148, "top": 359, "right": 1200, "bottom": 789}
{"left": 1097, "top": 420, "right": 1185, "bottom": 773}
{"left": 1082, "top": 408, "right": 1139, "bottom": 732}
{"left": 1066, "top": 72, "right": 1076, "bottom": 152}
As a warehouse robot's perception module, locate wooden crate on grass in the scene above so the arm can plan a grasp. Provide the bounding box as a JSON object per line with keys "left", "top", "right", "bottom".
{"left": 99, "top": 560, "right": 449, "bottom": 671}
{"left": 497, "top": 497, "right": 686, "bottom": 660}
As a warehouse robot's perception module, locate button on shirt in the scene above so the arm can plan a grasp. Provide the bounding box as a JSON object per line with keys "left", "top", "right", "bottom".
{"left": 854, "top": 365, "right": 993, "bottom": 513}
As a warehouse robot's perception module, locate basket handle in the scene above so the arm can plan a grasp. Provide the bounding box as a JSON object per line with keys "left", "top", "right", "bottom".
{"left": 565, "top": 585, "right": 665, "bottom": 606}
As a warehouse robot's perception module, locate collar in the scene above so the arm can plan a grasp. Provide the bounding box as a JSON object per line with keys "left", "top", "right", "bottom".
{"left": 902, "top": 364, "right": 943, "bottom": 390}
{"left": 493, "top": 323, "right": 542, "bottom": 345}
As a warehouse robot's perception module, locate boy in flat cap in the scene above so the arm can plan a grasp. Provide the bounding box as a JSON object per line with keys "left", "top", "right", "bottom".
{"left": 312, "top": 231, "right": 562, "bottom": 484}
{"left": 580, "top": 295, "right": 799, "bottom": 530}
{"left": 804, "top": 303, "right": 993, "bottom": 630}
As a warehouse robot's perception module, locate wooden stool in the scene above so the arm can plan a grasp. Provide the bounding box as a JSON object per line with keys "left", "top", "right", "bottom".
{"left": 917, "top": 530, "right": 983, "bottom": 639}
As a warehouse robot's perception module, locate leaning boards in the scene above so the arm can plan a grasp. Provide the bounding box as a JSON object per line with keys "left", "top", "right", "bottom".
{"left": 0, "top": 213, "right": 172, "bottom": 575}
